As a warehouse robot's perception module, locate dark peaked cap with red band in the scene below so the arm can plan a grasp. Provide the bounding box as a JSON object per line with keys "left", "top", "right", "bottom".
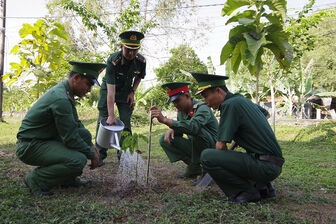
{"left": 161, "top": 82, "right": 191, "bottom": 103}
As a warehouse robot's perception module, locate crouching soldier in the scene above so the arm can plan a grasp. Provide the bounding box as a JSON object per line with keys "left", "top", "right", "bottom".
{"left": 192, "top": 73, "right": 284, "bottom": 203}
{"left": 16, "top": 61, "right": 106, "bottom": 195}
{"left": 150, "top": 82, "right": 218, "bottom": 179}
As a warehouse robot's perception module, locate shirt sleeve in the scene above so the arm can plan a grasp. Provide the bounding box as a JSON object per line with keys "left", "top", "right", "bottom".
{"left": 218, "top": 103, "right": 240, "bottom": 143}
{"left": 171, "top": 105, "right": 211, "bottom": 136}
{"left": 139, "top": 62, "right": 146, "bottom": 79}
{"left": 105, "top": 57, "right": 116, "bottom": 85}
{"left": 50, "top": 99, "right": 95, "bottom": 159}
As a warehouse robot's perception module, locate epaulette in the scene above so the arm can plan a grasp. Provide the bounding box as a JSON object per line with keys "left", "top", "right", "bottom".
{"left": 136, "top": 54, "right": 146, "bottom": 63}
{"left": 111, "top": 55, "right": 121, "bottom": 66}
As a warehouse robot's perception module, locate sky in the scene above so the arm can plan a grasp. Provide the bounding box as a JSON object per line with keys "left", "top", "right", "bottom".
{"left": 4, "top": 0, "right": 336, "bottom": 87}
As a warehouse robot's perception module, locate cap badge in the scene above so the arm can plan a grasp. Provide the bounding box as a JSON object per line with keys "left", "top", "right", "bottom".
{"left": 130, "top": 35, "right": 137, "bottom": 40}
{"left": 165, "top": 87, "right": 171, "bottom": 92}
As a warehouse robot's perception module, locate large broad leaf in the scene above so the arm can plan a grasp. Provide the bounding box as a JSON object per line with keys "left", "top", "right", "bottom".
{"left": 304, "top": 69, "right": 313, "bottom": 95}
{"left": 315, "top": 92, "right": 336, "bottom": 98}
{"left": 231, "top": 41, "right": 244, "bottom": 73}
{"left": 220, "top": 42, "right": 234, "bottom": 65}
{"left": 19, "top": 24, "right": 34, "bottom": 38}
{"left": 264, "top": 0, "right": 287, "bottom": 21}
{"left": 238, "top": 18, "right": 255, "bottom": 25}
{"left": 226, "top": 10, "right": 256, "bottom": 25}
{"left": 222, "top": 0, "right": 251, "bottom": 16}
{"left": 243, "top": 32, "right": 267, "bottom": 65}
{"left": 263, "top": 12, "right": 283, "bottom": 25}
{"left": 266, "top": 32, "right": 293, "bottom": 68}
{"left": 229, "top": 24, "right": 255, "bottom": 38}
{"left": 49, "top": 28, "right": 69, "bottom": 40}
{"left": 10, "top": 45, "right": 20, "bottom": 54}
{"left": 247, "top": 48, "right": 263, "bottom": 74}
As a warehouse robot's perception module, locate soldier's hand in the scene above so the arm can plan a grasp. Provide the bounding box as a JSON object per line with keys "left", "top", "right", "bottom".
{"left": 164, "top": 129, "right": 175, "bottom": 144}
{"left": 150, "top": 106, "right": 165, "bottom": 123}
{"left": 127, "top": 92, "right": 135, "bottom": 108}
{"left": 90, "top": 150, "right": 99, "bottom": 170}
{"left": 216, "top": 141, "right": 228, "bottom": 150}
{"left": 106, "top": 116, "right": 117, "bottom": 125}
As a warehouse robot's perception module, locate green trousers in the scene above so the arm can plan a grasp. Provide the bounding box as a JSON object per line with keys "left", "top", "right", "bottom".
{"left": 96, "top": 102, "right": 133, "bottom": 160}
{"left": 159, "top": 134, "right": 213, "bottom": 167}
{"left": 200, "top": 149, "right": 282, "bottom": 197}
{"left": 16, "top": 128, "right": 91, "bottom": 191}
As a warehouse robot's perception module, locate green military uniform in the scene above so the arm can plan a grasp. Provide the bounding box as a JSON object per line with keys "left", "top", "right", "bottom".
{"left": 96, "top": 31, "right": 146, "bottom": 161}
{"left": 16, "top": 61, "right": 106, "bottom": 195}
{"left": 159, "top": 82, "right": 218, "bottom": 177}
{"left": 192, "top": 73, "right": 284, "bottom": 200}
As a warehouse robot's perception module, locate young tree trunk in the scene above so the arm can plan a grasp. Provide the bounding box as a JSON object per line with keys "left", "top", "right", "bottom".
{"left": 270, "top": 79, "right": 276, "bottom": 133}
{"left": 255, "top": 71, "right": 260, "bottom": 104}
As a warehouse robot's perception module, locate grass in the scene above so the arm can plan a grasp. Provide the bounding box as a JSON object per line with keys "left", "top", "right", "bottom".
{"left": 0, "top": 109, "right": 335, "bottom": 224}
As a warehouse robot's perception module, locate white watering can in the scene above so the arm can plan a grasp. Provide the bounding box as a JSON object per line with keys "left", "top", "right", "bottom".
{"left": 96, "top": 118, "right": 124, "bottom": 150}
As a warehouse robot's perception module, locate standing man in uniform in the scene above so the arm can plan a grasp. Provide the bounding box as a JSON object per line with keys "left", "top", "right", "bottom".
{"left": 16, "top": 61, "right": 106, "bottom": 196}
{"left": 150, "top": 82, "right": 218, "bottom": 179}
{"left": 192, "top": 73, "right": 284, "bottom": 203}
{"left": 96, "top": 31, "right": 146, "bottom": 166}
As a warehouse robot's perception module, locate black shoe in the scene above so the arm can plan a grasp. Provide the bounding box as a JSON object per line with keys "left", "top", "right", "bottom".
{"left": 24, "top": 176, "right": 53, "bottom": 196}
{"left": 259, "top": 183, "right": 276, "bottom": 199}
{"left": 98, "top": 159, "right": 104, "bottom": 167}
{"left": 177, "top": 164, "right": 202, "bottom": 179}
{"left": 222, "top": 191, "right": 261, "bottom": 203}
{"left": 61, "top": 178, "right": 91, "bottom": 188}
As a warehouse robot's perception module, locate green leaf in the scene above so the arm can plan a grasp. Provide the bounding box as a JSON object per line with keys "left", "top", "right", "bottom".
{"left": 220, "top": 42, "right": 233, "bottom": 65}
{"left": 19, "top": 24, "right": 33, "bottom": 38}
{"left": 231, "top": 41, "right": 244, "bottom": 73}
{"left": 263, "top": 12, "right": 282, "bottom": 25}
{"left": 229, "top": 24, "right": 254, "bottom": 39}
{"left": 238, "top": 18, "right": 254, "bottom": 25}
{"left": 266, "top": 32, "right": 293, "bottom": 68}
{"left": 225, "top": 10, "right": 256, "bottom": 25}
{"left": 264, "top": 0, "right": 287, "bottom": 21}
{"left": 49, "top": 28, "right": 69, "bottom": 40}
{"left": 222, "top": 0, "right": 251, "bottom": 16}
{"left": 243, "top": 32, "right": 267, "bottom": 65}
{"left": 10, "top": 45, "right": 20, "bottom": 54}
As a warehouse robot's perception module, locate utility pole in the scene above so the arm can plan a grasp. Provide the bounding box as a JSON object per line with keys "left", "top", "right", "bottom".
{"left": 0, "top": 0, "right": 6, "bottom": 120}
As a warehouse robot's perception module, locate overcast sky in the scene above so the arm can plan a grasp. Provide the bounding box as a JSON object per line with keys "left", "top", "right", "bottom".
{"left": 4, "top": 0, "right": 335, "bottom": 85}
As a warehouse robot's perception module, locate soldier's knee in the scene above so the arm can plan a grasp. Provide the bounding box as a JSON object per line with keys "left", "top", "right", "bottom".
{"left": 67, "top": 153, "right": 87, "bottom": 173}
{"left": 200, "top": 148, "right": 215, "bottom": 167}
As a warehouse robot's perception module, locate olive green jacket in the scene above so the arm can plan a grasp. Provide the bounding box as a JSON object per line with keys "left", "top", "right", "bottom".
{"left": 17, "top": 80, "right": 95, "bottom": 159}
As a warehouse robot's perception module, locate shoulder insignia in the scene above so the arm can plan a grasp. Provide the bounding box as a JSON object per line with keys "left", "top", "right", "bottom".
{"left": 111, "top": 55, "right": 121, "bottom": 66}
{"left": 136, "top": 54, "right": 146, "bottom": 63}
{"left": 193, "top": 103, "right": 199, "bottom": 109}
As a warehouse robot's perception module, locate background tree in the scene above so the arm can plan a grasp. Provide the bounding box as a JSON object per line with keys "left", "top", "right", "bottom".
{"left": 220, "top": 0, "right": 293, "bottom": 104}
{"left": 3, "top": 18, "right": 70, "bottom": 99}
{"left": 145, "top": 44, "right": 207, "bottom": 109}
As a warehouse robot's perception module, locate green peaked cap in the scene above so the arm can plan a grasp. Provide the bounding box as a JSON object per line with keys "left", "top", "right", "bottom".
{"left": 191, "top": 73, "right": 229, "bottom": 94}
{"left": 161, "top": 82, "right": 191, "bottom": 103}
{"left": 69, "top": 61, "right": 106, "bottom": 86}
{"left": 120, "top": 31, "right": 144, "bottom": 49}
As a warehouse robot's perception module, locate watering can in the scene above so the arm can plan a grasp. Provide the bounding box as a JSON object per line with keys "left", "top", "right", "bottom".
{"left": 96, "top": 118, "right": 124, "bottom": 150}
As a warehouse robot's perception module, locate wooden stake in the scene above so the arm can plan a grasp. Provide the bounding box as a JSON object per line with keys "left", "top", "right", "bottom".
{"left": 146, "top": 100, "right": 154, "bottom": 185}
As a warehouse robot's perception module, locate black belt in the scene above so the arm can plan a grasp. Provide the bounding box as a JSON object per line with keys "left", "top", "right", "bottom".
{"left": 17, "top": 138, "right": 32, "bottom": 143}
{"left": 258, "top": 155, "right": 284, "bottom": 167}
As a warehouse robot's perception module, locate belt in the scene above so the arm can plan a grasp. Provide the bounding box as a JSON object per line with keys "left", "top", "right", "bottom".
{"left": 17, "top": 138, "right": 32, "bottom": 143}
{"left": 258, "top": 155, "right": 284, "bottom": 167}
